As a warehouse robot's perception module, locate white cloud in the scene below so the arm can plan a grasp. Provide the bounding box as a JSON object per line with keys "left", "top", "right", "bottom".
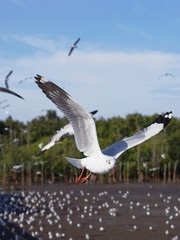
{"left": 0, "top": 38, "right": 180, "bottom": 122}
{"left": 11, "top": 35, "right": 61, "bottom": 53}
{"left": 1, "top": 34, "right": 70, "bottom": 54}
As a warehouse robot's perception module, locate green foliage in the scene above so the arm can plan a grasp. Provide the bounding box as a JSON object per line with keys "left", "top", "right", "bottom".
{"left": 0, "top": 110, "right": 179, "bottom": 182}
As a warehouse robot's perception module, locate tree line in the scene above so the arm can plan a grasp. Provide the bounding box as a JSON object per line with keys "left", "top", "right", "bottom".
{"left": 0, "top": 110, "right": 179, "bottom": 187}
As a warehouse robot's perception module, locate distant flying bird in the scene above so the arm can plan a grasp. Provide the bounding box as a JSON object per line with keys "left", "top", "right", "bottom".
{"left": 36, "top": 110, "right": 98, "bottom": 156}
{"left": 35, "top": 74, "right": 172, "bottom": 184}
{"left": 0, "top": 87, "right": 24, "bottom": 99}
{"left": 158, "top": 72, "right": 175, "bottom": 80}
{"left": 18, "top": 76, "right": 33, "bottom": 84}
{"left": 4, "top": 70, "right": 13, "bottom": 89}
{"left": 68, "top": 37, "right": 80, "bottom": 56}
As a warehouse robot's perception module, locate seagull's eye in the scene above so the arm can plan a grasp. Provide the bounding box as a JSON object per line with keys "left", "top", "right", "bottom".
{"left": 106, "top": 160, "right": 111, "bottom": 165}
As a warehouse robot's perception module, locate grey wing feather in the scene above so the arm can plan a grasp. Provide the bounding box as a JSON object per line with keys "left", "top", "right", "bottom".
{"left": 35, "top": 75, "right": 102, "bottom": 157}
{"left": 37, "top": 110, "right": 98, "bottom": 155}
{"left": 37, "top": 124, "right": 73, "bottom": 155}
{"left": 103, "top": 111, "right": 172, "bottom": 159}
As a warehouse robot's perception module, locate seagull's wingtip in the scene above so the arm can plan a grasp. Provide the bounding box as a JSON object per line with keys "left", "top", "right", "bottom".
{"left": 90, "top": 110, "right": 98, "bottom": 115}
{"left": 151, "top": 111, "right": 173, "bottom": 129}
{"left": 164, "top": 111, "right": 173, "bottom": 119}
{"left": 167, "top": 111, "right": 172, "bottom": 117}
{"left": 34, "top": 74, "right": 49, "bottom": 83}
{"left": 34, "top": 74, "right": 43, "bottom": 80}
{"left": 163, "top": 111, "right": 173, "bottom": 128}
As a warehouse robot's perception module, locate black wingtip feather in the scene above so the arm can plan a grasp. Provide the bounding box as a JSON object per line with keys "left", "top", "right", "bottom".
{"left": 35, "top": 74, "right": 71, "bottom": 104}
{"left": 90, "top": 110, "right": 98, "bottom": 115}
{"left": 151, "top": 111, "right": 172, "bottom": 129}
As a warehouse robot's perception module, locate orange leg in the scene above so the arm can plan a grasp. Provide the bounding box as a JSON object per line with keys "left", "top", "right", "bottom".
{"left": 75, "top": 168, "right": 85, "bottom": 184}
{"left": 81, "top": 172, "right": 92, "bottom": 183}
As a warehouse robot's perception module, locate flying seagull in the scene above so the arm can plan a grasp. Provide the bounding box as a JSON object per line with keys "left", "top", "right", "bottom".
{"left": 18, "top": 76, "right": 33, "bottom": 84}
{"left": 0, "top": 87, "right": 24, "bottom": 99}
{"left": 4, "top": 70, "right": 13, "bottom": 89}
{"left": 68, "top": 37, "right": 80, "bottom": 56}
{"left": 158, "top": 72, "right": 175, "bottom": 80}
{"left": 36, "top": 110, "right": 98, "bottom": 156}
{"left": 35, "top": 74, "right": 172, "bottom": 184}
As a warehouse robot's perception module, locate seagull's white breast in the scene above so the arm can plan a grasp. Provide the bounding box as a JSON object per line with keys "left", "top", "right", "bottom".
{"left": 82, "top": 154, "right": 115, "bottom": 174}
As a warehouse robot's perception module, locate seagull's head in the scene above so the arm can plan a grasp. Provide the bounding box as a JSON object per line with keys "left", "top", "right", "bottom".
{"left": 106, "top": 157, "right": 116, "bottom": 170}
{"left": 86, "top": 155, "right": 116, "bottom": 174}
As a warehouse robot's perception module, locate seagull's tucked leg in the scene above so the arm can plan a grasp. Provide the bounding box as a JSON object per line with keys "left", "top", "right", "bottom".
{"left": 81, "top": 172, "right": 92, "bottom": 183}
{"left": 75, "top": 167, "right": 85, "bottom": 184}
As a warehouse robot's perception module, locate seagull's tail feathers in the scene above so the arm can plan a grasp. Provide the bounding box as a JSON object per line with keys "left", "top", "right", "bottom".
{"left": 66, "top": 157, "right": 84, "bottom": 169}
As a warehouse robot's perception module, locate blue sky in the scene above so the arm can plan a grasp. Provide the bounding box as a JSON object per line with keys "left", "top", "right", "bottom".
{"left": 0, "top": 0, "right": 180, "bottom": 123}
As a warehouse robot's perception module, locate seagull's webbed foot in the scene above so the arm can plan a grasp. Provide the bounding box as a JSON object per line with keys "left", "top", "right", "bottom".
{"left": 75, "top": 168, "right": 85, "bottom": 184}
{"left": 81, "top": 172, "right": 92, "bottom": 183}
{"left": 75, "top": 168, "right": 92, "bottom": 184}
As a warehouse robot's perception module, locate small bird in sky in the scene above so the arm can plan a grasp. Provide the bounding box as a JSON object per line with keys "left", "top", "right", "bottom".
{"left": 68, "top": 37, "right": 80, "bottom": 56}
{"left": 18, "top": 76, "right": 33, "bottom": 84}
{"left": 158, "top": 72, "right": 175, "bottom": 80}
{"left": 4, "top": 70, "right": 13, "bottom": 89}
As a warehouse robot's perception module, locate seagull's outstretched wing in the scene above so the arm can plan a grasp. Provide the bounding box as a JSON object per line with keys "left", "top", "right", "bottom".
{"left": 36, "top": 124, "right": 73, "bottom": 156}
{"left": 36, "top": 110, "right": 98, "bottom": 156}
{"left": 166, "top": 73, "right": 175, "bottom": 78}
{"left": 103, "top": 111, "right": 172, "bottom": 159}
{"left": 5, "top": 70, "right": 13, "bottom": 89}
{"left": 74, "top": 37, "right": 80, "bottom": 45}
{"left": 158, "top": 72, "right": 175, "bottom": 81}
{"left": 35, "top": 74, "right": 101, "bottom": 157}
{"left": 68, "top": 47, "right": 74, "bottom": 56}
{"left": 0, "top": 87, "right": 24, "bottom": 99}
